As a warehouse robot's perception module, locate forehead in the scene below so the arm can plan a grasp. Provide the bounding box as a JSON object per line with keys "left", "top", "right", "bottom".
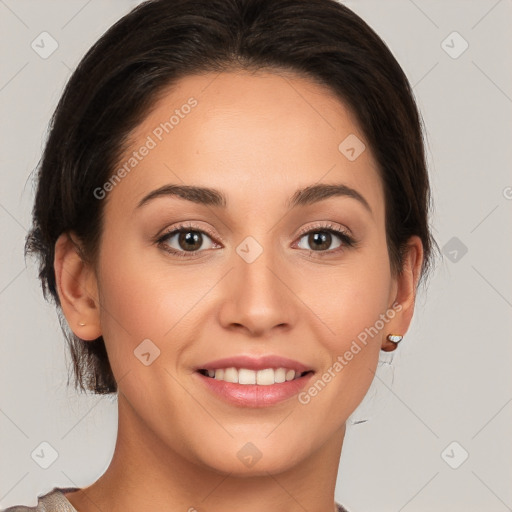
{"left": 105, "top": 70, "right": 384, "bottom": 216}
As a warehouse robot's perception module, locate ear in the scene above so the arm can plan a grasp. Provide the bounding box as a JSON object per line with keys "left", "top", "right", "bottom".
{"left": 54, "top": 232, "right": 102, "bottom": 340}
{"left": 381, "top": 235, "right": 424, "bottom": 352}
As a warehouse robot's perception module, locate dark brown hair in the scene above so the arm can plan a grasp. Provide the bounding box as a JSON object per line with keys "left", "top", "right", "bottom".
{"left": 25, "top": 0, "right": 437, "bottom": 395}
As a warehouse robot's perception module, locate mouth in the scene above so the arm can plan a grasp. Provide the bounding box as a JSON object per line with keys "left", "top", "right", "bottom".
{"left": 196, "top": 367, "right": 314, "bottom": 385}
{"left": 193, "top": 355, "right": 315, "bottom": 407}
{"left": 194, "top": 355, "right": 315, "bottom": 407}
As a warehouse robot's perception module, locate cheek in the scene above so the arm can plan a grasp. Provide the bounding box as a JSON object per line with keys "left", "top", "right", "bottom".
{"left": 95, "top": 240, "right": 215, "bottom": 379}
{"left": 302, "top": 238, "right": 393, "bottom": 405}
{"left": 97, "top": 229, "right": 194, "bottom": 333}
{"left": 97, "top": 256, "right": 161, "bottom": 339}
{"left": 311, "top": 248, "right": 393, "bottom": 351}
{"left": 297, "top": 272, "right": 392, "bottom": 422}
{"left": 94, "top": 241, "right": 175, "bottom": 373}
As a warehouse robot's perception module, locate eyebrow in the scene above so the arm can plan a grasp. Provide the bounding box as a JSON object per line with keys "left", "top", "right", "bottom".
{"left": 136, "top": 183, "right": 372, "bottom": 214}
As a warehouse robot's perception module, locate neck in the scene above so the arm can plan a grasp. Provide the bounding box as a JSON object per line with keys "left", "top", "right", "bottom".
{"left": 66, "top": 393, "right": 345, "bottom": 512}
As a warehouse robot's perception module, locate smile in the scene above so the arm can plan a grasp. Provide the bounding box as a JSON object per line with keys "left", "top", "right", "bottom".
{"left": 197, "top": 367, "right": 312, "bottom": 385}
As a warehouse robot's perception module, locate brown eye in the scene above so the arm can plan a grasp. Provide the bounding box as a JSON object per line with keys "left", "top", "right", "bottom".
{"left": 158, "top": 226, "right": 218, "bottom": 256}
{"left": 308, "top": 232, "right": 333, "bottom": 251}
{"left": 297, "top": 230, "right": 343, "bottom": 252}
{"left": 177, "top": 231, "right": 203, "bottom": 251}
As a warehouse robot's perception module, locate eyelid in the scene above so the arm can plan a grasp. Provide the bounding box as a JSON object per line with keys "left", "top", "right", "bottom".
{"left": 294, "top": 220, "right": 352, "bottom": 239}
{"left": 156, "top": 221, "right": 223, "bottom": 245}
{"left": 156, "top": 221, "right": 351, "bottom": 242}
{"left": 155, "top": 220, "right": 356, "bottom": 257}
{"left": 292, "top": 221, "right": 357, "bottom": 256}
{"left": 154, "top": 222, "right": 223, "bottom": 260}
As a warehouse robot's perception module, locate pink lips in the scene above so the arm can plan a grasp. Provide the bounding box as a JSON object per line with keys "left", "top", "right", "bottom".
{"left": 193, "top": 354, "right": 315, "bottom": 408}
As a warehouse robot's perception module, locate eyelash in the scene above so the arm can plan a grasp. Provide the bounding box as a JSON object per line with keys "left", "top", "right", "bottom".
{"left": 155, "top": 222, "right": 357, "bottom": 259}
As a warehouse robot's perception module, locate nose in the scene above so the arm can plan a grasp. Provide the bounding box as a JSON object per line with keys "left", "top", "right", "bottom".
{"left": 217, "top": 240, "right": 297, "bottom": 338}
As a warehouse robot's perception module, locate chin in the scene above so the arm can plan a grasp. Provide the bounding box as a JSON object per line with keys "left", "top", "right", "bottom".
{"left": 193, "top": 440, "right": 308, "bottom": 476}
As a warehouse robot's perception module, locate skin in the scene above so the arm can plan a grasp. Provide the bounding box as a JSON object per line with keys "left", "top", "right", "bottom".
{"left": 54, "top": 70, "right": 423, "bottom": 512}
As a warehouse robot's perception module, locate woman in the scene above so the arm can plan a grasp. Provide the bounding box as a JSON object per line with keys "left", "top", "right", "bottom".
{"left": 4, "top": 0, "right": 435, "bottom": 510}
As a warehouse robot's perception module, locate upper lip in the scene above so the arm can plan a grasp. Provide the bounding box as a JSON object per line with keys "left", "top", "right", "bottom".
{"left": 195, "top": 355, "right": 313, "bottom": 373}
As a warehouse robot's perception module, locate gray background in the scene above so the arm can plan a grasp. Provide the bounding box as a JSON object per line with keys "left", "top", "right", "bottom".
{"left": 1, "top": 1, "right": 511, "bottom": 511}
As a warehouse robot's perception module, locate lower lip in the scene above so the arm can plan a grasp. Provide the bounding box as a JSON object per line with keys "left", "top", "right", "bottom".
{"left": 195, "top": 371, "right": 315, "bottom": 408}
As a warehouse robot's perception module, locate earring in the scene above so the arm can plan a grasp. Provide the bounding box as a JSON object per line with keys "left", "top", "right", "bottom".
{"left": 381, "top": 333, "right": 403, "bottom": 352}
{"left": 78, "top": 321, "right": 86, "bottom": 326}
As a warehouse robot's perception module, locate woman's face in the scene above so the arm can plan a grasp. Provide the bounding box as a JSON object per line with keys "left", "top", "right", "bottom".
{"left": 82, "top": 70, "right": 417, "bottom": 474}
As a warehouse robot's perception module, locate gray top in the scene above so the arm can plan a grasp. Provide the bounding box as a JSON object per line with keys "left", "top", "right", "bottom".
{"left": 1, "top": 488, "right": 350, "bottom": 511}
{"left": 1, "top": 488, "right": 79, "bottom": 512}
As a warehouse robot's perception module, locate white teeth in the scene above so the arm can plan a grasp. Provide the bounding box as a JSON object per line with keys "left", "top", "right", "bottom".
{"left": 238, "top": 368, "right": 256, "bottom": 384}
{"left": 256, "top": 368, "right": 274, "bottom": 385}
{"left": 274, "top": 368, "right": 286, "bottom": 383}
{"left": 205, "top": 367, "right": 306, "bottom": 385}
{"left": 223, "top": 367, "right": 238, "bottom": 383}
{"left": 285, "top": 369, "right": 295, "bottom": 382}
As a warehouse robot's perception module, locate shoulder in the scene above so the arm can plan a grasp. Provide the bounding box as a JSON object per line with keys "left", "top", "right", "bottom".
{"left": 3, "top": 491, "right": 348, "bottom": 512}
{"left": 1, "top": 488, "right": 79, "bottom": 512}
